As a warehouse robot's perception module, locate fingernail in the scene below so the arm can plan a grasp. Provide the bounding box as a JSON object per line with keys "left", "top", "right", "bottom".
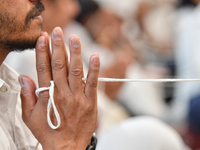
{"left": 38, "top": 36, "right": 46, "bottom": 46}
{"left": 19, "top": 76, "right": 26, "bottom": 88}
{"left": 92, "top": 55, "right": 99, "bottom": 64}
{"left": 53, "top": 28, "right": 62, "bottom": 40}
{"left": 70, "top": 37, "right": 79, "bottom": 48}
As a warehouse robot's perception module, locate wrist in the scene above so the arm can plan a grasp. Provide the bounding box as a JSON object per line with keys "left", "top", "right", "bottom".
{"left": 42, "top": 135, "right": 97, "bottom": 150}
{"left": 86, "top": 134, "right": 97, "bottom": 150}
{"left": 42, "top": 142, "right": 87, "bottom": 150}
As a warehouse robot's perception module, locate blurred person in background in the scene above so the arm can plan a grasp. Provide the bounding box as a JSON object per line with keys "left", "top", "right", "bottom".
{"left": 65, "top": 0, "right": 132, "bottom": 134}
{"left": 69, "top": 0, "right": 134, "bottom": 100}
{"left": 65, "top": 0, "right": 175, "bottom": 134}
{"left": 172, "top": 0, "right": 200, "bottom": 149}
{"left": 123, "top": 0, "right": 176, "bottom": 108}
{"left": 124, "top": 0, "right": 175, "bottom": 64}
{"left": 98, "top": 0, "right": 171, "bottom": 119}
{"left": 41, "top": 0, "right": 80, "bottom": 34}
{"left": 67, "top": 2, "right": 191, "bottom": 149}
{"left": 172, "top": 0, "right": 199, "bottom": 124}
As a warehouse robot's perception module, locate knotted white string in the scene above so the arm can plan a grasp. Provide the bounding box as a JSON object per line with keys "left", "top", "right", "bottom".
{"left": 35, "top": 81, "right": 61, "bottom": 130}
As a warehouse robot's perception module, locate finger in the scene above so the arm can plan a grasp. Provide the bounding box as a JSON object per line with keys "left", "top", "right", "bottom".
{"left": 35, "top": 32, "right": 52, "bottom": 88}
{"left": 19, "top": 75, "right": 37, "bottom": 124}
{"left": 85, "top": 53, "right": 100, "bottom": 102}
{"left": 51, "top": 27, "right": 69, "bottom": 91}
{"left": 35, "top": 32, "right": 53, "bottom": 107}
{"left": 68, "top": 35, "right": 84, "bottom": 95}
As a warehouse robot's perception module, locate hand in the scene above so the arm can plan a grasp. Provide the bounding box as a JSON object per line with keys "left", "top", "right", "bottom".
{"left": 19, "top": 27, "right": 100, "bottom": 150}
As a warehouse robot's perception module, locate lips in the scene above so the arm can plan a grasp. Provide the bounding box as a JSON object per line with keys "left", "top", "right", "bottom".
{"left": 33, "top": 12, "right": 43, "bottom": 20}
{"left": 25, "top": 2, "right": 45, "bottom": 25}
{"left": 33, "top": 10, "right": 42, "bottom": 18}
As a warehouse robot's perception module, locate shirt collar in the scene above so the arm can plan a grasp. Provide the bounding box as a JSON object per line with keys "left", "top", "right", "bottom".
{"left": 0, "top": 63, "right": 20, "bottom": 93}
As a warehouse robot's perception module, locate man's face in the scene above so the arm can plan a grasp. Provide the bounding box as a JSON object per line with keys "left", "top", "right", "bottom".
{"left": 0, "top": 0, "right": 45, "bottom": 51}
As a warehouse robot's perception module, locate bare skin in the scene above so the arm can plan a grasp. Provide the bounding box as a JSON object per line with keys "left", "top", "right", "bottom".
{"left": 19, "top": 27, "right": 100, "bottom": 150}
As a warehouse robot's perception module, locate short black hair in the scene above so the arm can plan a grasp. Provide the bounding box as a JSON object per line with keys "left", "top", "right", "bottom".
{"left": 76, "top": 0, "right": 99, "bottom": 23}
{"left": 178, "top": 0, "right": 196, "bottom": 8}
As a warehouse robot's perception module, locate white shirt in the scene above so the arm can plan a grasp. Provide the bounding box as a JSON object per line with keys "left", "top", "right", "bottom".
{"left": 0, "top": 62, "right": 42, "bottom": 150}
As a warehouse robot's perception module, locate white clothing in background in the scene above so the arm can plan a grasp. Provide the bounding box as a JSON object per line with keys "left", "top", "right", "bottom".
{"left": 171, "top": 5, "right": 200, "bottom": 124}
{"left": 118, "top": 63, "right": 167, "bottom": 118}
{"left": 5, "top": 50, "right": 38, "bottom": 86}
{"left": 66, "top": 22, "right": 167, "bottom": 118}
{"left": 97, "top": 116, "right": 190, "bottom": 150}
{"left": 65, "top": 22, "right": 130, "bottom": 134}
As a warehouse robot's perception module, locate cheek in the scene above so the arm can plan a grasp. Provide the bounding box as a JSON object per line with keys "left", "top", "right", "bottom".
{"left": 5, "top": 0, "right": 29, "bottom": 23}
{"left": 0, "top": 11, "right": 22, "bottom": 33}
{"left": 65, "top": 2, "right": 80, "bottom": 18}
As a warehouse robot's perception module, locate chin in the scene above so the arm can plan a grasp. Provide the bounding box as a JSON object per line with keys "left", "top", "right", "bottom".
{"left": 28, "top": 21, "right": 43, "bottom": 38}
{"left": 8, "top": 28, "right": 43, "bottom": 52}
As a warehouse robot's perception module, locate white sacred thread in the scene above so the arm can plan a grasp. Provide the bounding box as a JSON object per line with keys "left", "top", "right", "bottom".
{"left": 35, "top": 78, "right": 200, "bottom": 130}
{"left": 35, "top": 81, "right": 61, "bottom": 130}
{"left": 82, "top": 78, "right": 200, "bottom": 82}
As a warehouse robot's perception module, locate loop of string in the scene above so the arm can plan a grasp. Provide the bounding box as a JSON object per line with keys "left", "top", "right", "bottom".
{"left": 35, "top": 81, "right": 61, "bottom": 130}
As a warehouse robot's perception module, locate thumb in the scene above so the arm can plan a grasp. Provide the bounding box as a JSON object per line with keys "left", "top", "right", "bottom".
{"left": 19, "top": 75, "right": 37, "bottom": 124}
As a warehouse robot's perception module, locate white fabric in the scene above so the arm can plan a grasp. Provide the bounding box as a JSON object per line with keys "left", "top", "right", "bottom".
{"left": 96, "top": 116, "right": 190, "bottom": 150}
{"left": 118, "top": 63, "right": 167, "bottom": 118}
{"left": 0, "top": 62, "right": 42, "bottom": 150}
{"left": 170, "top": 5, "right": 200, "bottom": 124}
{"left": 5, "top": 50, "right": 38, "bottom": 86}
{"left": 94, "top": 0, "right": 141, "bottom": 19}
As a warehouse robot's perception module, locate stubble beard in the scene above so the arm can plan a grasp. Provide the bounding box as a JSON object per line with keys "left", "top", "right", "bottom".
{"left": 0, "top": 2, "right": 45, "bottom": 52}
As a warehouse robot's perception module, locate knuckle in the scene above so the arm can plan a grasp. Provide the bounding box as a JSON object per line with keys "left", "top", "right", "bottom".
{"left": 53, "top": 40, "right": 63, "bottom": 48}
{"left": 52, "top": 60, "right": 65, "bottom": 70}
{"left": 58, "top": 90, "right": 65, "bottom": 101}
{"left": 70, "top": 47, "right": 80, "bottom": 54}
{"left": 69, "top": 68, "right": 82, "bottom": 76}
{"left": 66, "top": 92, "right": 74, "bottom": 98}
{"left": 20, "top": 89, "right": 29, "bottom": 98}
{"left": 87, "top": 79, "right": 97, "bottom": 88}
{"left": 37, "top": 63, "right": 50, "bottom": 73}
{"left": 91, "top": 65, "right": 100, "bottom": 72}
{"left": 85, "top": 103, "right": 94, "bottom": 112}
